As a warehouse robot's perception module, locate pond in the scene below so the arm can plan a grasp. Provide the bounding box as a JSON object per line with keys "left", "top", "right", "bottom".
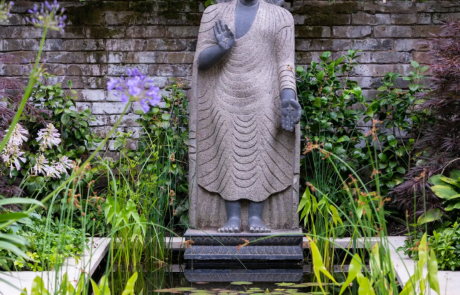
{"left": 94, "top": 260, "right": 356, "bottom": 295}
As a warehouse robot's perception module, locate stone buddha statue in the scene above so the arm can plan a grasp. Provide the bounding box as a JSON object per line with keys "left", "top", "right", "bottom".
{"left": 188, "top": 0, "right": 300, "bottom": 233}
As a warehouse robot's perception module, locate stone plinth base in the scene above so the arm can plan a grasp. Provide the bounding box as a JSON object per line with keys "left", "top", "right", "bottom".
{"left": 184, "top": 229, "right": 304, "bottom": 265}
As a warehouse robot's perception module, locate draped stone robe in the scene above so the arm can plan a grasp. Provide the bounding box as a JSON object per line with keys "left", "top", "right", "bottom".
{"left": 189, "top": 0, "right": 300, "bottom": 230}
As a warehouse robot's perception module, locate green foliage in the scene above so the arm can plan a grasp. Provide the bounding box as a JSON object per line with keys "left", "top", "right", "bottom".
{"left": 430, "top": 222, "right": 460, "bottom": 271}
{"left": 399, "top": 222, "right": 460, "bottom": 271}
{"left": 363, "top": 61, "right": 432, "bottom": 191}
{"left": 297, "top": 50, "right": 366, "bottom": 172}
{"left": 134, "top": 80, "right": 189, "bottom": 224}
{"left": 429, "top": 170, "right": 460, "bottom": 211}
{"left": 1, "top": 75, "right": 100, "bottom": 203}
{"left": 22, "top": 272, "right": 139, "bottom": 295}
{"left": 297, "top": 51, "right": 432, "bottom": 202}
{"left": 0, "top": 215, "right": 87, "bottom": 271}
{"left": 28, "top": 77, "right": 100, "bottom": 156}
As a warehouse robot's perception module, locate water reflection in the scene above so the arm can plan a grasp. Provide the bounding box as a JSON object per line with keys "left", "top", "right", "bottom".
{"left": 100, "top": 262, "right": 350, "bottom": 295}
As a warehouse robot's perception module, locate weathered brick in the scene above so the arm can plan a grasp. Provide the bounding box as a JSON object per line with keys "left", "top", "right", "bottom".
{"left": 412, "top": 26, "right": 443, "bottom": 38}
{"left": 412, "top": 51, "right": 432, "bottom": 64}
{"left": 79, "top": 89, "right": 106, "bottom": 102}
{"left": 295, "top": 26, "right": 331, "bottom": 38}
{"left": 106, "top": 114, "right": 141, "bottom": 127}
{"left": 332, "top": 26, "right": 371, "bottom": 38}
{"left": 92, "top": 127, "right": 124, "bottom": 138}
{"left": 125, "top": 52, "right": 194, "bottom": 64}
{"left": 295, "top": 39, "right": 334, "bottom": 51}
{"left": 108, "top": 64, "right": 149, "bottom": 76}
{"left": 359, "top": 52, "right": 412, "bottom": 64}
{"left": 373, "top": 26, "right": 413, "bottom": 38}
{"left": 92, "top": 102, "right": 131, "bottom": 115}
{"left": 148, "top": 64, "right": 192, "bottom": 76}
{"left": 390, "top": 13, "right": 431, "bottom": 25}
{"left": 62, "top": 39, "right": 106, "bottom": 51}
{"left": 165, "top": 26, "right": 199, "bottom": 38}
{"left": 145, "top": 39, "right": 188, "bottom": 51}
{"left": 432, "top": 12, "right": 460, "bottom": 24}
{"left": 394, "top": 39, "right": 430, "bottom": 51}
{"left": 106, "top": 39, "right": 145, "bottom": 51}
{"left": 352, "top": 39, "right": 392, "bottom": 51}
{"left": 352, "top": 12, "right": 391, "bottom": 25}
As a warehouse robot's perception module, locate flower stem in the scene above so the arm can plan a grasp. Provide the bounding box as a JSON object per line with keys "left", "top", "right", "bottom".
{"left": 0, "top": 27, "right": 48, "bottom": 153}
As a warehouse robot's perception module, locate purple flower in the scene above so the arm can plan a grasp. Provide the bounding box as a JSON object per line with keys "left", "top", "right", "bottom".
{"left": 107, "top": 68, "right": 161, "bottom": 113}
{"left": 26, "top": 0, "right": 66, "bottom": 32}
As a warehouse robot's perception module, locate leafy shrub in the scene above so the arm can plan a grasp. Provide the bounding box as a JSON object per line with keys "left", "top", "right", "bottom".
{"left": 363, "top": 61, "right": 432, "bottom": 191}
{"left": 296, "top": 50, "right": 430, "bottom": 206}
{"left": 133, "top": 80, "right": 189, "bottom": 224}
{"left": 0, "top": 215, "right": 87, "bottom": 271}
{"left": 399, "top": 222, "right": 460, "bottom": 271}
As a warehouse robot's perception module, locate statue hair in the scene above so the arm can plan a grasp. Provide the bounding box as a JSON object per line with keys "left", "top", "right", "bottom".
{"left": 216, "top": 0, "right": 284, "bottom": 6}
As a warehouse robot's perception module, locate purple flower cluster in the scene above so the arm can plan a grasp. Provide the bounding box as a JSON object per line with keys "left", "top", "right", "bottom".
{"left": 25, "top": 0, "right": 66, "bottom": 32}
{"left": 107, "top": 68, "right": 161, "bottom": 113}
{"left": 0, "top": 1, "right": 14, "bottom": 24}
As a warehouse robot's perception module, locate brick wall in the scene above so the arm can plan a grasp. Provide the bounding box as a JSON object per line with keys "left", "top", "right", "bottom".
{"left": 1, "top": 0, "right": 459, "bottom": 148}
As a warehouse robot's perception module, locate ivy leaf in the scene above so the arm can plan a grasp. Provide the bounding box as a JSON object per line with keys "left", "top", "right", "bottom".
{"left": 387, "top": 135, "right": 397, "bottom": 147}
{"left": 336, "top": 135, "right": 350, "bottom": 143}
{"left": 396, "top": 166, "right": 406, "bottom": 174}
{"left": 61, "top": 113, "right": 70, "bottom": 125}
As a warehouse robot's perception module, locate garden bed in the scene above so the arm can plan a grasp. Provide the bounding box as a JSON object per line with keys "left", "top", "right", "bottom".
{"left": 0, "top": 238, "right": 110, "bottom": 295}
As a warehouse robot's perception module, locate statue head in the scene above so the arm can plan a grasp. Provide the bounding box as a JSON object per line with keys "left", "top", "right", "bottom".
{"left": 217, "top": 0, "right": 284, "bottom": 5}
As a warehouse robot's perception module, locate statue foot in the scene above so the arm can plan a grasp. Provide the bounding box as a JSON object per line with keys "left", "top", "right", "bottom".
{"left": 218, "top": 217, "right": 241, "bottom": 233}
{"left": 249, "top": 217, "right": 271, "bottom": 233}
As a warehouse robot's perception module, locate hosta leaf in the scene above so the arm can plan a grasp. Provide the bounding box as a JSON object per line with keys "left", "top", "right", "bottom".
{"left": 417, "top": 209, "right": 443, "bottom": 225}
{"left": 439, "top": 176, "right": 460, "bottom": 189}
{"left": 431, "top": 185, "right": 459, "bottom": 199}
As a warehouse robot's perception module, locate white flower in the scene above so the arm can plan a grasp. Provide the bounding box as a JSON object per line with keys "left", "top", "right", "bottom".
{"left": 1, "top": 145, "right": 26, "bottom": 177}
{"left": 32, "top": 154, "right": 49, "bottom": 175}
{"left": 8, "top": 124, "right": 29, "bottom": 147}
{"left": 36, "top": 123, "right": 61, "bottom": 150}
{"left": 44, "top": 163, "right": 60, "bottom": 178}
{"left": 54, "top": 156, "right": 73, "bottom": 175}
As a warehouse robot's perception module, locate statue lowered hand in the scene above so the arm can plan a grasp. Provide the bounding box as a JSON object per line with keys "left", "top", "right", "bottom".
{"left": 281, "top": 90, "right": 301, "bottom": 132}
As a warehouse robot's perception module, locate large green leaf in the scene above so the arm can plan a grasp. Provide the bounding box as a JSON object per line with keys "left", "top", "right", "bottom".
{"left": 122, "top": 272, "right": 138, "bottom": 295}
{"left": 307, "top": 236, "right": 337, "bottom": 294}
{"left": 339, "top": 255, "right": 362, "bottom": 295}
{"left": 0, "top": 212, "right": 29, "bottom": 223}
{"left": 444, "top": 202, "right": 460, "bottom": 211}
{"left": 428, "top": 249, "right": 440, "bottom": 295}
{"left": 429, "top": 175, "right": 445, "bottom": 186}
{"left": 450, "top": 170, "right": 460, "bottom": 181}
{"left": 439, "top": 176, "right": 460, "bottom": 189}
{"left": 0, "top": 198, "right": 43, "bottom": 207}
{"left": 417, "top": 209, "right": 443, "bottom": 225}
{"left": 431, "top": 185, "right": 459, "bottom": 199}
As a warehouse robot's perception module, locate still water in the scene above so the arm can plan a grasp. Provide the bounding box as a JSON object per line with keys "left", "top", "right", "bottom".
{"left": 95, "top": 263, "right": 353, "bottom": 295}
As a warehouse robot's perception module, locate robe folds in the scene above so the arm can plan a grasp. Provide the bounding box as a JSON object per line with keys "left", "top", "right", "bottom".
{"left": 189, "top": 0, "right": 300, "bottom": 229}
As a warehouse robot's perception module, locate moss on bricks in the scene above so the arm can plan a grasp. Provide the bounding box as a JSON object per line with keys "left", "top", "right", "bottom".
{"left": 292, "top": 2, "right": 359, "bottom": 26}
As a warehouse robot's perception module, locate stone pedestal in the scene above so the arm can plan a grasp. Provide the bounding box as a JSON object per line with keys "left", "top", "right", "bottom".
{"left": 184, "top": 229, "right": 304, "bottom": 267}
